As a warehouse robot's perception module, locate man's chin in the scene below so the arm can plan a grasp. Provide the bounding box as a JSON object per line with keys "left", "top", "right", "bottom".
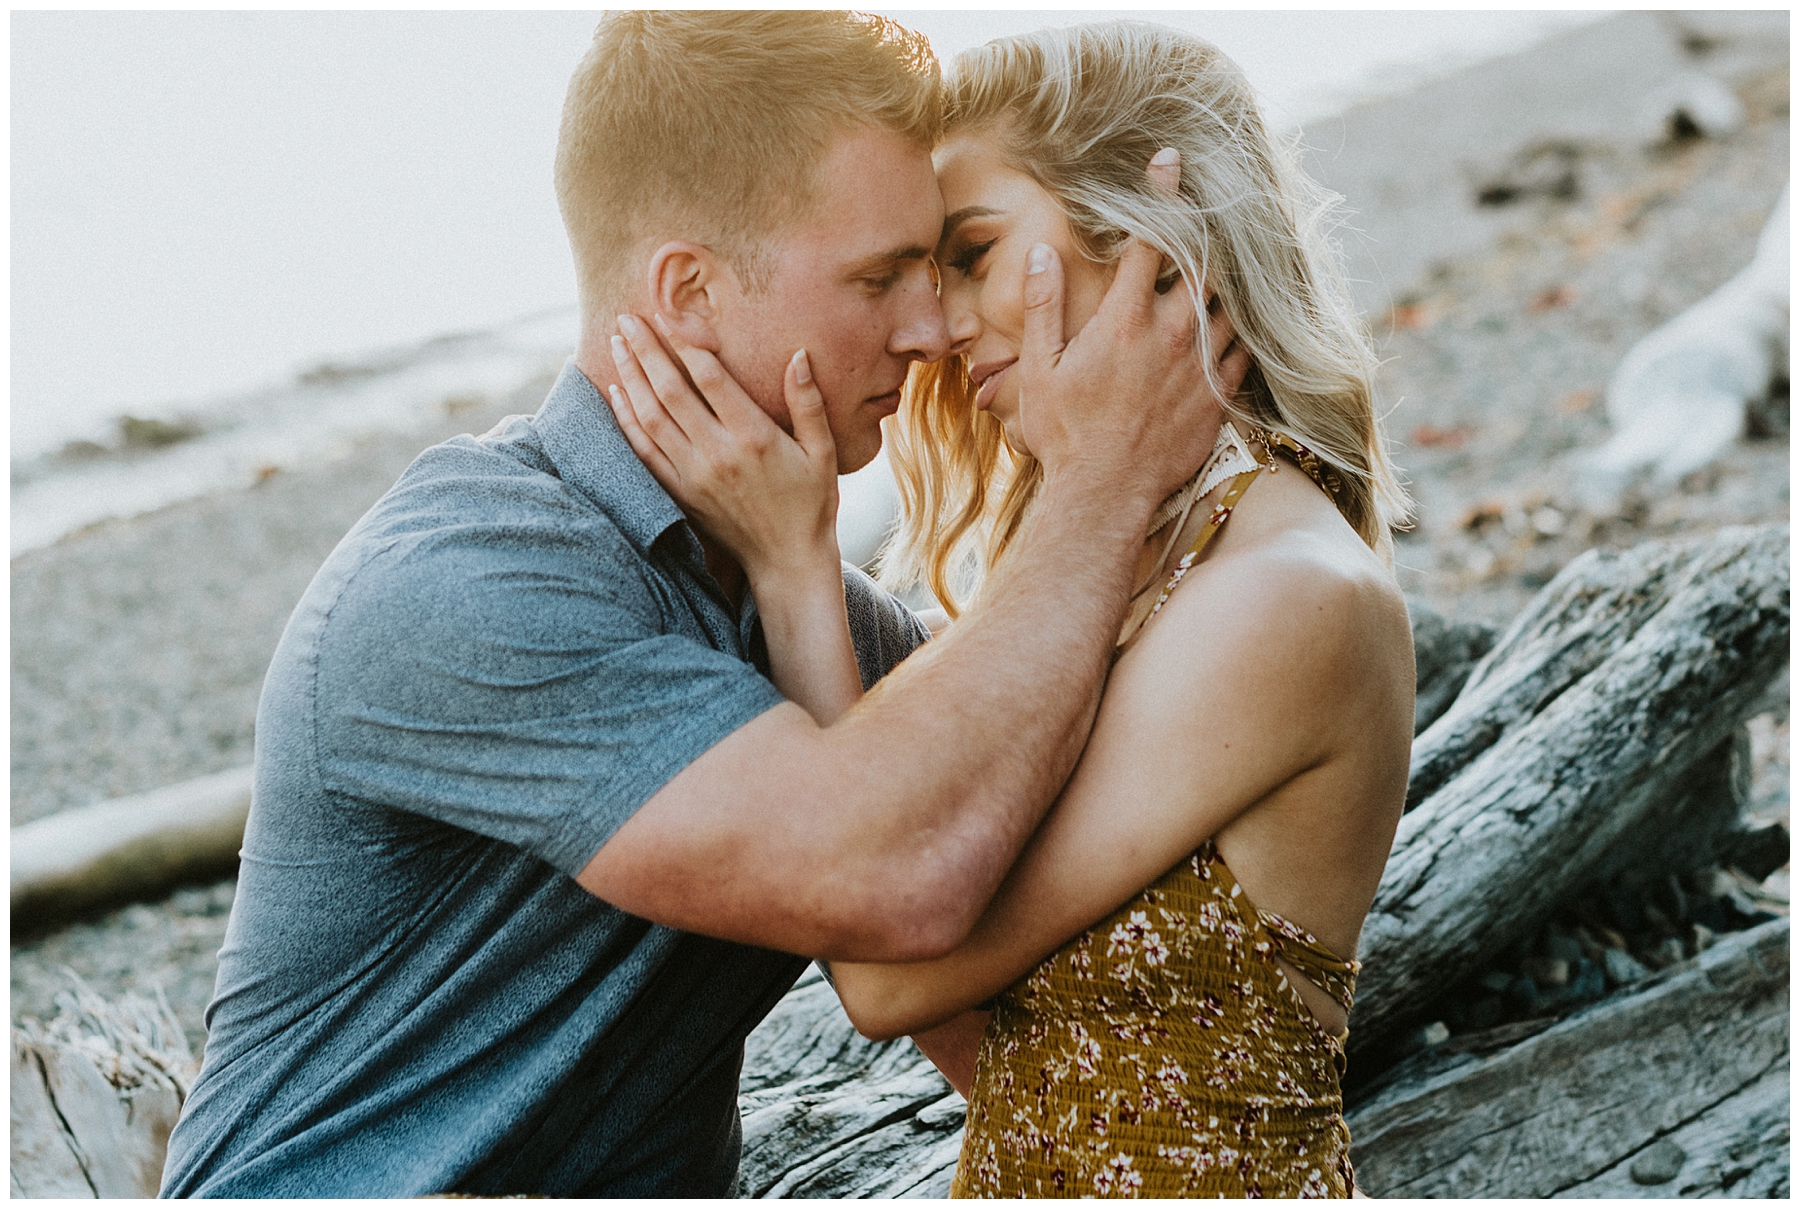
{"left": 836, "top": 448, "right": 880, "bottom": 476}
{"left": 833, "top": 426, "right": 885, "bottom": 476}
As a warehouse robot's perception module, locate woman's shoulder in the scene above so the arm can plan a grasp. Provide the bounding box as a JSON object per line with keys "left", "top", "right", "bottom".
{"left": 1143, "top": 483, "right": 1411, "bottom": 688}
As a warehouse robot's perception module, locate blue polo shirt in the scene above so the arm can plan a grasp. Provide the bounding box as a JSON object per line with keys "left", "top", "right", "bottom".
{"left": 159, "top": 363, "right": 928, "bottom": 1198}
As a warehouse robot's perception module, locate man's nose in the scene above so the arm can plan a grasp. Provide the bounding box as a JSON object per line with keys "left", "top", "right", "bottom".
{"left": 892, "top": 274, "right": 952, "bottom": 364}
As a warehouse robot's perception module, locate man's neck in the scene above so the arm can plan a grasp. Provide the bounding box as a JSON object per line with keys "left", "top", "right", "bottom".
{"left": 567, "top": 343, "right": 729, "bottom": 591}
{"left": 575, "top": 329, "right": 750, "bottom": 611}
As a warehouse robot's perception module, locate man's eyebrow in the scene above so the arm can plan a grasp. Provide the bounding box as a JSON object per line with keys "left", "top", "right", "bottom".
{"left": 845, "top": 245, "right": 932, "bottom": 276}
{"left": 941, "top": 206, "right": 1001, "bottom": 242}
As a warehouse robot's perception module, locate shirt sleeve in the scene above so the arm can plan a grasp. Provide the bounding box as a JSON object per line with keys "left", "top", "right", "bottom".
{"left": 311, "top": 518, "right": 787, "bottom": 877}
{"left": 840, "top": 562, "right": 931, "bottom": 690}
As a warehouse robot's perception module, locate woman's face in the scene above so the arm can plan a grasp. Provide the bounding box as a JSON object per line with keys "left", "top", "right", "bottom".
{"left": 933, "top": 132, "right": 1115, "bottom": 453}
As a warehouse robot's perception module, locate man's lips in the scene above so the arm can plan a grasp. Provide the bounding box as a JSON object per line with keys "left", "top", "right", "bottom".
{"left": 970, "top": 358, "right": 1018, "bottom": 410}
{"left": 865, "top": 388, "right": 904, "bottom": 417}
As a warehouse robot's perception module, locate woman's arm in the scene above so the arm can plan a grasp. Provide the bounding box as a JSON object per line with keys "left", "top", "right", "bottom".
{"left": 908, "top": 1009, "right": 990, "bottom": 1097}
{"left": 829, "top": 541, "right": 1411, "bottom": 1038}
{"left": 608, "top": 323, "right": 864, "bottom": 725}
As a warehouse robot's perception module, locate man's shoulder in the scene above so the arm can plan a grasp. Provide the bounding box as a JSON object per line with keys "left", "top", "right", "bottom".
{"left": 376, "top": 423, "right": 624, "bottom": 543}
{"left": 341, "top": 426, "right": 656, "bottom": 584}
{"left": 296, "top": 429, "right": 666, "bottom": 671}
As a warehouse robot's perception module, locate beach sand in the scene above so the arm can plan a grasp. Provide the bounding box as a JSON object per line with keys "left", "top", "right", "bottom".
{"left": 11, "top": 12, "right": 1788, "bottom": 1061}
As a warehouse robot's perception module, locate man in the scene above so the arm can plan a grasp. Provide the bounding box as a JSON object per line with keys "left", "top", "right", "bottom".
{"left": 161, "top": 11, "right": 1219, "bottom": 1197}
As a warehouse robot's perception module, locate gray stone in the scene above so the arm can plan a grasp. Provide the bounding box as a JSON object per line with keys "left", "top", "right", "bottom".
{"left": 1628, "top": 1137, "right": 1688, "bottom": 1185}
{"left": 1544, "top": 931, "right": 1586, "bottom": 965}
{"left": 1602, "top": 946, "right": 1650, "bottom": 989}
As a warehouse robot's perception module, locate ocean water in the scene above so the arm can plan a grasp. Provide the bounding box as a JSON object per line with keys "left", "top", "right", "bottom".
{"left": 11, "top": 10, "right": 1605, "bottom": 556}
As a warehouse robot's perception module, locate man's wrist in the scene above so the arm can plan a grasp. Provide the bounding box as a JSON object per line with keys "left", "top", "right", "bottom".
{"left": 1038, "top": 459, "right": 1159, "bottom": 538}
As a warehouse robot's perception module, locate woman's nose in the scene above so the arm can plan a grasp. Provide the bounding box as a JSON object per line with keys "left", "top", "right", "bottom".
{"left": 941, "top": 289, "right": 982, "bottom": 356}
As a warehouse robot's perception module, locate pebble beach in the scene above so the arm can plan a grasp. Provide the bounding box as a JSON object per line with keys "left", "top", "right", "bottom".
{"left": 12, "top": 9, "right": 1788, "bottom": 1074}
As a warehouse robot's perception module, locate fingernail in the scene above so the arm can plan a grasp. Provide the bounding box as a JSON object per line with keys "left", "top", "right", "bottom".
{"left": 1151, "top": 147, "right": 1179, "bottom": 167}
{"left": 616, "top": 314, "right": 639, "bottom": 337}
{"left": 1027, "top": 243, "right": 1051, "bottom": 274}
{"left": 610, "top": 335, "right": 628, "bottom": 362}
{"left": 793, "top": 349, "right": 812, "bottom": 385}
{"left": 606, "top": 385, "right": 623, "bottom": 409}
{"left": 652, "top": 313, "right": 673, "bottom": 335}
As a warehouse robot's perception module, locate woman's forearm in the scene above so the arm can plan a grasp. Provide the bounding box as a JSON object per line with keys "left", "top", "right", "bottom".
{"left": 908, "top": 1009, "right": 990, "bottom": 1097}
{"left": 830, "top": 917, "right": 1030, "bottom": 1039}
{"left": 750, "top": 562, "right": 864, "bottom": 726}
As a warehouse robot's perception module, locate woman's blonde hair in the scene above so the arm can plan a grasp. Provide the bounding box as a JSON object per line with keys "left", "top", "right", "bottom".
{"left": 879, "top": 20, "right": 1411, "bottom": 614}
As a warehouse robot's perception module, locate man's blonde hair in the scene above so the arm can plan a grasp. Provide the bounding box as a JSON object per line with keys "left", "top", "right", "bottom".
{"left": 881, "top": 21, "right": 1413, "bottom": 613}
{"left": 556, "top": 10, "right": 941, "bottom": 316}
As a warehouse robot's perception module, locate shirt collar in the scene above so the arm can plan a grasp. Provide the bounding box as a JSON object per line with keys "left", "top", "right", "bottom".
{"left": 533, "top": 361, "right": 687, "bottom": 555}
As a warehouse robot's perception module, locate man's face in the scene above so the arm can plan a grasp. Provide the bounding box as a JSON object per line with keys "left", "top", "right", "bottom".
{"left": 712, "top": 127, "right": 949, "bottom": 473}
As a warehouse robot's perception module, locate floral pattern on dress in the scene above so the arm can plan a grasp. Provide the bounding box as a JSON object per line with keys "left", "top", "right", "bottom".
{"left": 948, "top": 841, "right": 1360, "bottom": 1199}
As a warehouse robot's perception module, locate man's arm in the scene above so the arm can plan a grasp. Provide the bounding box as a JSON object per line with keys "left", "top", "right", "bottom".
{"left": 583, "top": 163, "right": 1223, "bottom": 962}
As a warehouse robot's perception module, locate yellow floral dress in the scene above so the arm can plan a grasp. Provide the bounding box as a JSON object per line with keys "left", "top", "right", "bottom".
{"left": 949, "top": 841, "right": 1359, "bottom": 1198}
{"left": 952, "top": 443, "right": 1363, "bottom": 1198}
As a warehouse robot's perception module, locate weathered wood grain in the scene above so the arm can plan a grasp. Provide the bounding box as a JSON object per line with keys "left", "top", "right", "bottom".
{"left": 1353, "top": 525, "right": 1787, "bottom": 1051}
{"left": 8, "top": 984, "right": 197, "bottom": 1199}
{"left": 1406, "top": 530, "right": 1778, "bottom": 808}
{"left": 738, "top": 970, "right": 965, "bottom": 1198}
{"left": 1347, "top": 918, "right": 1787, "bottom": 1198}
{"left": 10, "top": 1042, "right": 96, "bottom": 1198}
{"left": 1551, "top": 1062, "right": 1789, "bottom": 1198}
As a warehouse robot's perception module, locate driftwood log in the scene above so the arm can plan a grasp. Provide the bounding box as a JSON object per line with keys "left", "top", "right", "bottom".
{"left": 11, "top": 766, "right": 251, "bottom": 931}
{"left": 10, "top": 983, "right": 197, "bottom": 1198}
{"left": 1352, "top": 524, "right": 1788, "bottom": 1053}
{"left": 738, "top": 968, "right": 962, "bottom": 1198}
{"left": 1347, "top": 918, "right": 1787, "bottom": 1198}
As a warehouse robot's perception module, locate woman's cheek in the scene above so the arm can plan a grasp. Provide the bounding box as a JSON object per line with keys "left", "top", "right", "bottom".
{"left": 985, "top": 256, "right": 1028, "bottom": 340}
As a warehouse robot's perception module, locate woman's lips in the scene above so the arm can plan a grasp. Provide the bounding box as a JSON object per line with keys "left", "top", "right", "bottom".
{"left": 970, "top": 358, "right": 1018, "bottom": 411}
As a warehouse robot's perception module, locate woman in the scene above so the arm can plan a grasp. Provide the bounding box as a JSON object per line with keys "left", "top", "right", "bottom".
{"left": 610, "top": 21, "right": 1413, "bottom": 1198}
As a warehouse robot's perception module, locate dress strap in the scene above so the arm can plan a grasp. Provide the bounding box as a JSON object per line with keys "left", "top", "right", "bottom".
{"left": 1116, "top": 466, "right": 1262, "bottom": 652}
{"left": 1258, "top": 913, "right": 1360, "bottom": 1013}
{"left": 1196, "top": 841, "right": 1360, "bottom": 1014}
{"left": 1244, "top": 425, "right": 1348, "bottom": 509}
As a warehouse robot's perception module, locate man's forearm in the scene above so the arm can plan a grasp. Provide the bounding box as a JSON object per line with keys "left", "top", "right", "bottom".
{"left": 814, "top": 472, "right": 1151, "bottom": 950}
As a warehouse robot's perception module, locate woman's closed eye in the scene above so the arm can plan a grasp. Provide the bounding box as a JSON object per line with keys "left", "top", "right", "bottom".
{"left": 944, "top": 239, "right": 995, "bottom": 276}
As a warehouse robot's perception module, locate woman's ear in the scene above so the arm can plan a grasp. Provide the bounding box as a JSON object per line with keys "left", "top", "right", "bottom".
{"left": 645, "top": 241, "right": 728, "bottom": 351}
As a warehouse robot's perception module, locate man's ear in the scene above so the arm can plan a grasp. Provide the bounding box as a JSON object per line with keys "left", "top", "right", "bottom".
{"left": 645, "top": 241, "right": 732, "bottom": 352}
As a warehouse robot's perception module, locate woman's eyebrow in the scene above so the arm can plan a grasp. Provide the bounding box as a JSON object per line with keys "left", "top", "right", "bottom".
{"left": 941, "top": 206, "right": 1001, "bottom": 243}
